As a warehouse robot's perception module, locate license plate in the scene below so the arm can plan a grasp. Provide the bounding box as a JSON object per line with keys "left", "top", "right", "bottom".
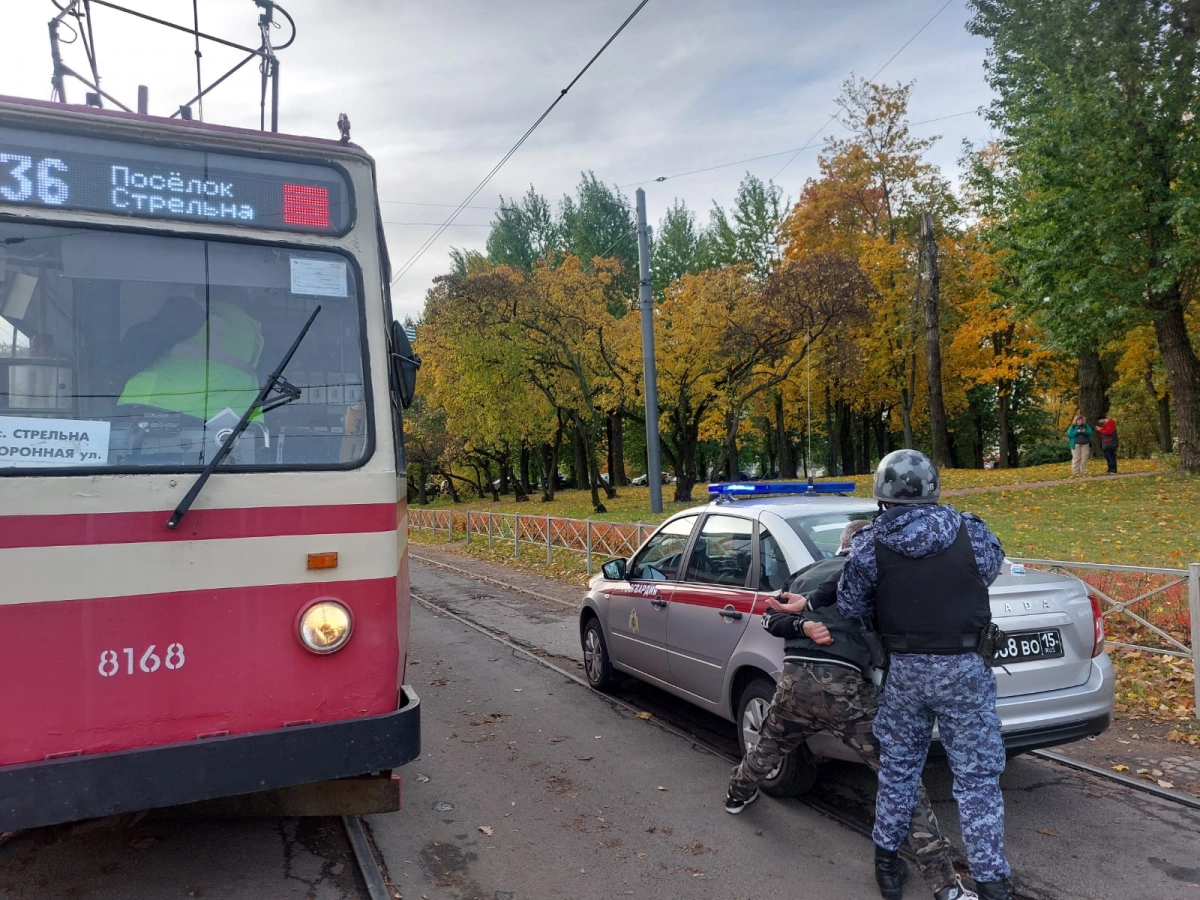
{"left": 992, "top": 628, "right": 1064, "bottom": 665}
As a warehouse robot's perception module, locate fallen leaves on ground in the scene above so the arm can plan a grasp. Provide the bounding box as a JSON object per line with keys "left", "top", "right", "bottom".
{"left": 1111, "top": 651, "right": 1196, "bottom": 722}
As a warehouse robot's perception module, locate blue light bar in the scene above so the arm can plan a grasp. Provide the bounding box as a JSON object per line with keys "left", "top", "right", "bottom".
{"left": 708, "top": 481, "right": 858, "bottom": 496}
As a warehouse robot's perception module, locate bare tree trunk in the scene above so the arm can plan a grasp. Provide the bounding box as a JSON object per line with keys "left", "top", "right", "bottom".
{"left": 573, "top": 423, "right": 588, "bottom": 491}
{"left": 416, "top": 465, "right": 428, "bottom": 506}
{"left": 859, "top": 409, "right": 870, "bottom": 472}
{"left": 898, "top": 387, "right": 915, "bottom": 450}
{"left": 997, "top": 383, "right": 1011, "bottom": 469}
{"left": 1154, "top": 302, "right": 1200, "bottom": 470}
{"left": 441, "top": 472, "right": 460, "bottom": 503}
{"left": 919, "top": 212, "right": 952, "bottom": 467}
{"left": 612, "top": 410, "right": 626, "bottom": 486}
{"left": 606, "top": 415, "right": 616, "bottom": 488}
{"left": 1143, "top": 367, "right": 1173, "bottom": 454}
{"left": 872, "top": 404, "right": 887, "bottom": 464}
{"left": 774, "top": 392, "right": 792, "bottom": 479}
{"left": 1157, "top": 395, "right": 1173, "bottom": 454}
{"left": 1078, "top": 347, "right": 1106, "bottom": 428}
{"left": 838, "top": 399, "right": 854, "bottom": 475}
{"left": 519, "top": 445, "right": 531, "bottom": 496}
{"left": 825, "top": 384, "right": 839, "bottom": 477}
{"left": 972, "top": 404, "right": 986, "bottom": 468}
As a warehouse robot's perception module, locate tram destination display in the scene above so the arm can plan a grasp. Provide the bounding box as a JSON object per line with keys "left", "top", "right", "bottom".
{"left": 0, "top": 124, "right": 350, "bottom": 234}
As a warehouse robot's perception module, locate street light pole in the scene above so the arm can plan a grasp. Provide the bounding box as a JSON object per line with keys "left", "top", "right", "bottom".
{"left": 636, "top": 188, "right": 663, "bottom": 513}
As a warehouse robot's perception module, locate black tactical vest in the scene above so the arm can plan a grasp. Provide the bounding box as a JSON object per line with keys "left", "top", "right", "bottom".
{"left": 874, "top": 522, "right": 992, "bottom": 653}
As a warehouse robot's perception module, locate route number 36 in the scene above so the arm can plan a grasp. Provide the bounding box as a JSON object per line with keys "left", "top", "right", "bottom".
{"left": 98, "top": 644, "right": 186, "bottom": 677}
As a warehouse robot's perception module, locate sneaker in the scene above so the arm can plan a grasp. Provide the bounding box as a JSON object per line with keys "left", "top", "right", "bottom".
{"left": 724, "top": 788, "right": 759, "bottom": 814}
{"left": 935, "top": 876, "right": 979, "bottom": 900}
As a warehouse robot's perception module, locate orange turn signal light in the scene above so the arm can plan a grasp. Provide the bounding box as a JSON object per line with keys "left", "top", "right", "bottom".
{"left": 307, "top": 552, "right": 339, "bottom": 570}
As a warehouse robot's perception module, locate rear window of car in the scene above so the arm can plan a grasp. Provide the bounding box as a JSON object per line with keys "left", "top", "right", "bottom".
{"left": 785, "top": 511, "right": 876, "bottom": 559}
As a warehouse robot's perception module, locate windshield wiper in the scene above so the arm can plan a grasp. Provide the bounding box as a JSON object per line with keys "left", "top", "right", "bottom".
{"left": 167, "top": 305, "right": 321, "bottom": 530}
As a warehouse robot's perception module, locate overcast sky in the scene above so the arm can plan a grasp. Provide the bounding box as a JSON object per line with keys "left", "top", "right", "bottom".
{"left": 1, "top": 0, "right": 997, "bottom": 321}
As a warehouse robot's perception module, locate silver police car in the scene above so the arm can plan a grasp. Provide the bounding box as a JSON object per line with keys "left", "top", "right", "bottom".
{"left": 579, "top": 482, "right": 1114, "bottom": 796}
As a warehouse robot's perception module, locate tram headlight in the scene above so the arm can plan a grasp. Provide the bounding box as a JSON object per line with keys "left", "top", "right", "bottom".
{"left": 297, "top": 599, "right": 353, "bottom": 654}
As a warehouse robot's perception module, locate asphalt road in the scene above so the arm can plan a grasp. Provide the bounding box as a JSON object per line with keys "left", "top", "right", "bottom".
{"left": 407, "top": 554, "right": 1200, "bottom": 900}
{"left": 0, "top": 814, "right": 363, "bottom": 899}
{"left": 369, "top": 599, "right": 884, "bottom": 899}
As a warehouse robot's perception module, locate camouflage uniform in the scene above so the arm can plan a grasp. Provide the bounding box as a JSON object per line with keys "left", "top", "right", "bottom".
{"left": 838, "top": 500, "right": 1011, "bottom": 885}
{"left": 728, "top": 662, "right": 958, "bottom": 892}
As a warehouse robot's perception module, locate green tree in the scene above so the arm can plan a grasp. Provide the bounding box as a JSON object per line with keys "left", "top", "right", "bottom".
{"left": 651, "top": 199, "right": 711, "bottom": 297}
{"left": 968, "top": 0, "right": 1200, "bottom": 471}
{"left": 707, "top": 174, "right": 786, "bottom": 280}
{"left": 486, "top": 187, "right": 559, "bottom": 271}
{"left": 559, "top": 172, "right": 637, "bottom": 296}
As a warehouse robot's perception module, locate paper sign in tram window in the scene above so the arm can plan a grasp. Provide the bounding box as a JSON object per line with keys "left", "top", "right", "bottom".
{"left": 290, "top": 257, "right": 348, "bottom": 298}
{"left": 0, "top": 416, "right": 111, "bottom": 468}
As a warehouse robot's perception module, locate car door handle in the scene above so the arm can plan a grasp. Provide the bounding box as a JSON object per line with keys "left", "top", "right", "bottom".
{"left": 650, "top": 595, "right": 668, "bottom": 609}
{"left": 719, "top": 605, "right": 743, "bottom": 620}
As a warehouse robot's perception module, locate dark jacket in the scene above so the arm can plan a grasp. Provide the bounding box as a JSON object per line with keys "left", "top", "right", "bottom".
{"left": 762, "top": 555, "right": 871, "bottom": 673}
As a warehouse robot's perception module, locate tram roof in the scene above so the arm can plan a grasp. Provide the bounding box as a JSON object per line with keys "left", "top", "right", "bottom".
{"left": 0, "top": 94, "right": 366, "bottom": 155}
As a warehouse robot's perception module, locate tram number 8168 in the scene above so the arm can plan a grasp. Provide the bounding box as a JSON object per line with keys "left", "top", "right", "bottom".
{"left": 98, "top": 644, "right": 186, "bottom": 676}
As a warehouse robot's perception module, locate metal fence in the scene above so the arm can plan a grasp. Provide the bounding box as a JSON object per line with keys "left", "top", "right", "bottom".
{"left": 409, "top": 508, "right": 650, "bottom": 573}
{"left": 408, "top": 509, "right": 1199, "bottom": 714}
{"left": 1009, "top": 558, "right": 1199, "bottom": 714}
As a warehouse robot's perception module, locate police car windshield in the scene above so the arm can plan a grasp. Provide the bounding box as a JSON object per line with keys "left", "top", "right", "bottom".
{"left": 0, "top": 223, "right": 368, "bottom": 474}
{"left": 784, "top": 511, "right": 876, "bottom": 559}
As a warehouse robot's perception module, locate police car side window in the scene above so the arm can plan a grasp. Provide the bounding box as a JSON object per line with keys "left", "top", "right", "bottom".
{"left": 630, "top": 515, "right": 698, "bottom": 581}
{"left": 758, "top": 530, "right": 787, "bottom": 592}
{"left": 685, "top": 515, "right": 754, "bottom": 587}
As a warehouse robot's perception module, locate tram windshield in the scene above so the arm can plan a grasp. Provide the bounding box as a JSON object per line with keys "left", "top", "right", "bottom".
{"left": 0, "top": 223, "right": 370, "bottom": 472}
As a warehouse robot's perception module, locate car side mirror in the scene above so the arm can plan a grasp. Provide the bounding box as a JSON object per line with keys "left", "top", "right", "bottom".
{"left": 602, "top": 558, "right": 627, "bottom": 581}
{"left": 390, "top": 320, "right": 421, "bottom": 409}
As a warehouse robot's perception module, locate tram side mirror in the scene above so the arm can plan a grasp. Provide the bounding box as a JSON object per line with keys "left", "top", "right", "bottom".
{"left": 390, "top": 320, "right": 421, "bottom": 409}
{"left": 601, "top": 558, "right": 627, "bottom": 581}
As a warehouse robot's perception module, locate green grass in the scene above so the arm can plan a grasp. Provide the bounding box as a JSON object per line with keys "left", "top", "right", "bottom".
{"left": 416, "top": 458, "right": 1194, "bottom": 567}
{"left": 954, "top": 472, "right": 1200, "bottom": 569}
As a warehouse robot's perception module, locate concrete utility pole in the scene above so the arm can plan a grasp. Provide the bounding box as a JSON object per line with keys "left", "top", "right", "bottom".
{"left": 636, "top": 188, "right": 663, "bottom": 513}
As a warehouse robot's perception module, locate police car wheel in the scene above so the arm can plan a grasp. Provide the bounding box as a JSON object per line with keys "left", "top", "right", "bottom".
{"left": 582, "top": 617, "right": 617, "bottom": 692}
{"left": 737, "top": 678, "right": 818, "bottom": 798}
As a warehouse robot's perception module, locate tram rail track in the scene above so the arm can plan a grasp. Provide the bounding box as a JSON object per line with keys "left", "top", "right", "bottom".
{"left": 343, "top": 815, "right": 394, "bottom": 900}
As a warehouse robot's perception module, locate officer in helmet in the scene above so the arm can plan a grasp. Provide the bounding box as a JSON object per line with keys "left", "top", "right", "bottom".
{"left": 837, "top": 449, "right": 1012, "bottom": 900}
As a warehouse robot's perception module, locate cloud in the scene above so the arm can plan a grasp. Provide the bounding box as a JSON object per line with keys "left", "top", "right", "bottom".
{"left": 0, "top": 0, "right": 995, "bottom": 321}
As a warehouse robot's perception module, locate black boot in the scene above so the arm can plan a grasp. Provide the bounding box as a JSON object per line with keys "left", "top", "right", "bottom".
{"left": 874, "top": 845, "right": 909, "bottom": 900}
{"left": 974, "top": 880, "right": 1012, "bottom": 900}
{"left": 935, "top": 876, "right": 978, "bottom": 899}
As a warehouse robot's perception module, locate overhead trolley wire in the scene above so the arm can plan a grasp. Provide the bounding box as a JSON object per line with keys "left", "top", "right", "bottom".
{"left": 619, "top": 109, "right": 977, "bottom": 189}
{"left": 380, "top": 199, "right": 501, "bottom": 211}
{"left": 770, "top": 0, "right": 955, "bottom": 180}
{"left": 618, "top": 0, "right": 961, "bottom": 191}
{"left": 390, "top": 0, "right": 653, "bottom": 285}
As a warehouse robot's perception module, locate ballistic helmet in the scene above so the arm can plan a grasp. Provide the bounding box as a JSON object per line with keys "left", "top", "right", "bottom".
{"left": 873, "top": 449, "right": 940, "bottom": 504}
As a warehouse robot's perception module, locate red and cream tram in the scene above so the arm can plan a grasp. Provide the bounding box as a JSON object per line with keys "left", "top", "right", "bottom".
{"left": 0, "top": 95, "right": 420, "bottom": 830}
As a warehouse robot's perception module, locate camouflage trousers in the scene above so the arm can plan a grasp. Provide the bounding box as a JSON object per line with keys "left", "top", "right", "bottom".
{"left": 728, "top": 662, "right": 957, "bottom": 893}
{"left": 874, "top": 653, "right": 1010, "bottom": 883}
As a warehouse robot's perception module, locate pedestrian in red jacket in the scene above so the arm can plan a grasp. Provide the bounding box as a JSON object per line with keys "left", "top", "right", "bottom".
{"left": 1097, "top": 417, "right": 1118, "bottom": 474}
